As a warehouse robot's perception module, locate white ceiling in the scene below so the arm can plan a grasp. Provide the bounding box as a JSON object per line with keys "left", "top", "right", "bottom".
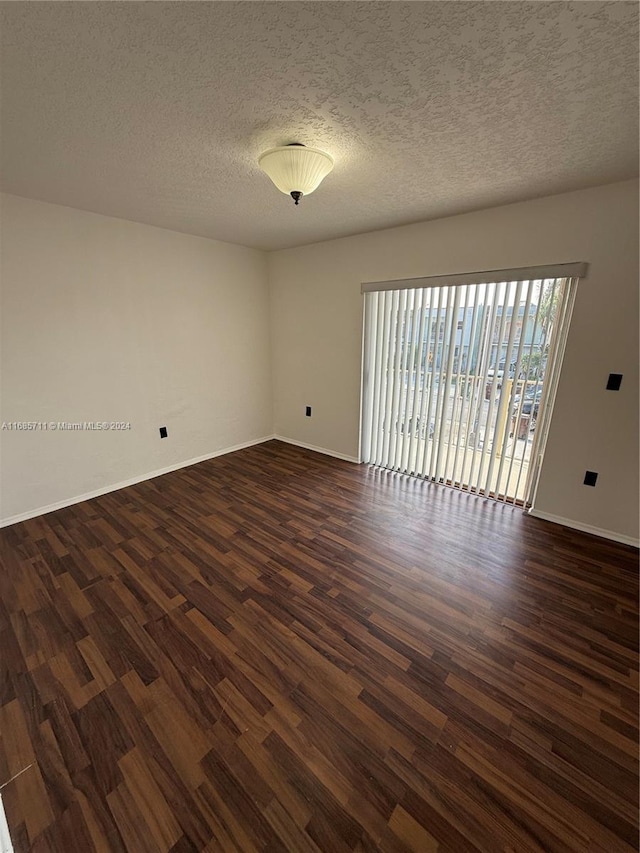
{"left": 1, "top": 2, "right": 638, "bottom": 251}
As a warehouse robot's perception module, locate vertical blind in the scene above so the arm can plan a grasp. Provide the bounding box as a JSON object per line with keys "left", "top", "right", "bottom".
{"left": 361, "top": 264, "right": 585, "bottom": 504}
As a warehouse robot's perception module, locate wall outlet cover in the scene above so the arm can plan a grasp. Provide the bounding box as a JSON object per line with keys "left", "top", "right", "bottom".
{"left": 606, "top": 373, "right": 623, "bottom": 391}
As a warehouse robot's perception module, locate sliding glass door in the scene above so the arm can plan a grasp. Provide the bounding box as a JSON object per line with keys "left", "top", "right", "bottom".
{"left": 361, "top": 266, "right": 582, "bottom": 504}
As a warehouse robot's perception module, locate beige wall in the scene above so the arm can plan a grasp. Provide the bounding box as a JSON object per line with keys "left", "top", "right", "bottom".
{"left": 1, "top": 194, "right": 272, "bottom": 522}
{"left": 269, "top": 180, "right": 639, "bottom": 544}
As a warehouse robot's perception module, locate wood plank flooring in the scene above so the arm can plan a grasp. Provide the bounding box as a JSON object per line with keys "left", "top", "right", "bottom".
{"left": 0, "top": 439, "right": 637, "bottom": 852}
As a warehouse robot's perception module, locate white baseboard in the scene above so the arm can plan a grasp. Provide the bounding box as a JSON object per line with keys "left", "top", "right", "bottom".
{"left": 273, "top": 435, "right": 360, "bottom": 465}
{"left": 0, "top": 435, "right": 275, "bottom": 529}
{"left": 527, "top": 508, "right": 639, "bottom": 548}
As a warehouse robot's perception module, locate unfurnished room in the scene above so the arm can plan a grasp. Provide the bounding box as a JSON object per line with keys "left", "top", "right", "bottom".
{"left": 0, "top": 2, "right": 638, "bottom": 851}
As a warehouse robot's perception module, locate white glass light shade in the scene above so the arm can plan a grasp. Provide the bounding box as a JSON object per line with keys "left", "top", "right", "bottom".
{"left": 258, "top": 145, "right": 334, "bottom": 198}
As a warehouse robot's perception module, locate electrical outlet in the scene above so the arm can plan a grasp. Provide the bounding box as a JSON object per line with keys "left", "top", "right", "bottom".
{"left": 583, "top": 470, "right": 598, "bottom": 487}
{"left": 606, "top": 373, "right": 623, "bottom": 391}
{"left": 159, "top": 426, "right": 168, "bottom": 438}
{"left": 305, "top": 406, "right": 312, "bottom": 417}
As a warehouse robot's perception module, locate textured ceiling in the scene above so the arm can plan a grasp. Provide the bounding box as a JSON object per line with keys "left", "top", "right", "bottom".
{"left": 1, "top": 2, "right": 638, "bottom": 251}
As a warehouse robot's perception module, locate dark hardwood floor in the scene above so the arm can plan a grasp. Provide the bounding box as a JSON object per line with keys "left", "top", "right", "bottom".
{"left": 0, "top": 439, "right": 637, "bottom": 852}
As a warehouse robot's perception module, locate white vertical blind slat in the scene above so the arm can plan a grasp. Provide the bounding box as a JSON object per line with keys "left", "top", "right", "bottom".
{"left": 415, "top": 290, "right": 436, "bottom": 477}
{"left": 369, "top": 291, "right": 385, "bottom": 464}
{"left": 454, "top": 284, "right": 481, "bottom": 484}
{"left": 486, "top": 279, "right": 523, "bottom": 496}
{"left": 395, "top": 289, "right": 415, "bottom": 470}
{"left": 404, "top": 287, "right": 426, "bottom": 473}
{"left": 524, "top": 277, "right": 577, "bottom": 507}
{"left": 501, "top": 280, "right": 535, "bottom": 502}
{"left": 361, "top": 292, "right": 376, "bottom": 462}
{"left": 468, "top": 282, "right": 499, "bottom": 491}
{"left": 423, "top": 286, "right": 445, "bottom": 479}
{"left": 388, "top": 290, "right": 409, "bottom": 469}
{"left": 439, "top": 286, "right": 463, "bottom": 482}
{"left": 511, "top": 279, "right": 548, "bottom": 501}
{"left": 379, "top": 289, "right": 397, "bottom": 467}
{"left": 481, "top": 281, "right": 512, "bottom": 494}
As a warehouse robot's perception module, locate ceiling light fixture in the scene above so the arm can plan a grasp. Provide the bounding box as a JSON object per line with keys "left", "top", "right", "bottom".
{"left": 258, "top": 143, "right": 334, "bottom": 205}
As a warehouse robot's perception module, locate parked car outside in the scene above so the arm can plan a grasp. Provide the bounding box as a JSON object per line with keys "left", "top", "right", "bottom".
{"left": 485, "top": 361, "right": 518, "bottom": 399}
{"left": 511, "top": 387, "right": 542, "bottom": 438}
{"left": 487, "top": 360, "right": 516, "bottom": 381}
{"left": 514, "top": 386, "right": 543, "bottom": 414}
{"left": 396, "top": 417, "right": 435, "bottom": 440}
